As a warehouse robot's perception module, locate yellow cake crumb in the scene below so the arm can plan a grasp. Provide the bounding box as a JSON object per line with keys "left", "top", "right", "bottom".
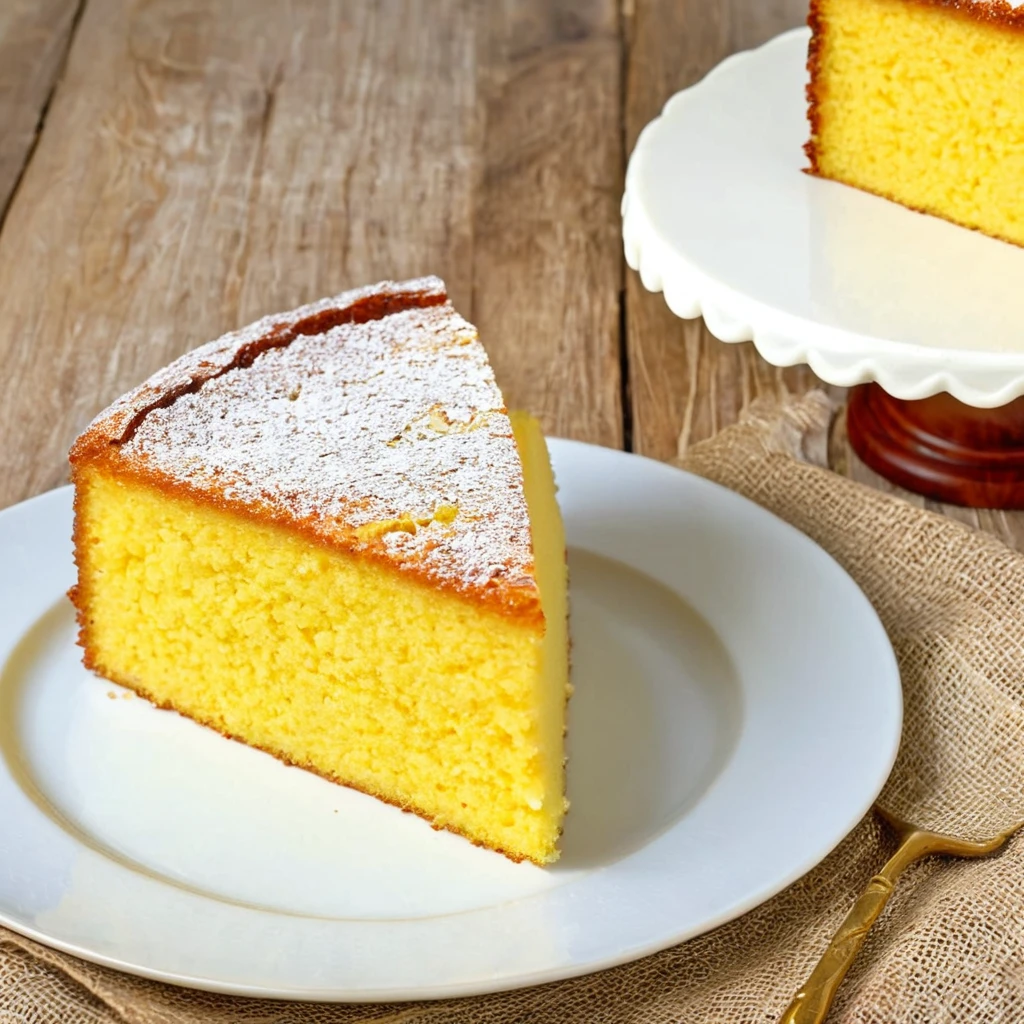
{"left": 74, "top": 434, "right": 567, "bottom": 863}
{"left": 807, "top": 0, "right": 1024, "bottom": 247}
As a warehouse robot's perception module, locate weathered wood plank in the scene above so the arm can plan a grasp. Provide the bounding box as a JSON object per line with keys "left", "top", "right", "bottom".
{"left": 0, "top": 0, "right": 480, "bottom": 509}
{"left": 623, "top": 0, "right": 814, "bottom": 460}
{"left": 0, "top": 0, "right": 82, "bottom": 218}
{"left": 0, "top": 0, "right": 623, "bottom": 511}
{"left": 473, "top": 0, "right": 623, "bottom": 448}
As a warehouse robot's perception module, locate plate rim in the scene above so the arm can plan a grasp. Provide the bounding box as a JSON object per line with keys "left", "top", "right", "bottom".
{"left": 0, "top": 440, "right": 902, "bottom": 1001}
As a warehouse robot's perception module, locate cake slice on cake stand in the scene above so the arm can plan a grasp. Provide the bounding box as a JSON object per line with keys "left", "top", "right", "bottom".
{"left": 622, "top": 24, "right": 1024, "bottom": 508}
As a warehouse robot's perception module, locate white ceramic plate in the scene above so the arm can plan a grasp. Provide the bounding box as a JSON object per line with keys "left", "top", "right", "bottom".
{"left": 622, "top": 27, "right": 1024, "bottom": 407}
{"left": 0, "top": 440, "right": 901, "bottom": 1001}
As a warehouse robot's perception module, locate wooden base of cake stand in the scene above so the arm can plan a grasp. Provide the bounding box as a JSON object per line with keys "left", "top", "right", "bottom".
{"left": 847, "top": 384, "right": 1024, "bottom": 509}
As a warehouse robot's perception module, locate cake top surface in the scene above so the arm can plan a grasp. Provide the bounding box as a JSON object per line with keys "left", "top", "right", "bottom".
{"left": 72, "top": 278, "right": 542, "bottom": 620}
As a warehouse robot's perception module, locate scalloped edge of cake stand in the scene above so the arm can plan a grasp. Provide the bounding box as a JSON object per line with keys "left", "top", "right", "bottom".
{"left": 621, "top": 28, "right": 1024, "bottom": 411}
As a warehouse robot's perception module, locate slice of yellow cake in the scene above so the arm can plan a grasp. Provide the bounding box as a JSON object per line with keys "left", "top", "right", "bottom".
{"left": 69, "top": 277, "right": 570, "bottom": 865}
{"left": 806, "top": 0, "right": 1024, "bottom": 247}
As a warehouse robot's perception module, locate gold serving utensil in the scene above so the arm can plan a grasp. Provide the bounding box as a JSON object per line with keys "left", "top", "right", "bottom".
{"left": 778, "top": 805, "right": 1022, "bottom": 1024}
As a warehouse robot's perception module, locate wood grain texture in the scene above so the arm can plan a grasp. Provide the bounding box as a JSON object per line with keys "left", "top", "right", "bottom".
{"left": 0, "top": 0, "right": 622, "bottom": 511}
{"left": 473, "top": 0, "right": 623, "bottom": 448}
{"left": 0, "top": 0, "right": 477, "bottom": 508}
{"left": 0, "top": 0, "right": 82, "bottom": 218}
{"left": 623, "top": 0, "right": 816, "bottom": 461}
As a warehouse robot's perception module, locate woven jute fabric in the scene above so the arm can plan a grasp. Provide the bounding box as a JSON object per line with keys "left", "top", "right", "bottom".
{"left": 3, "top": 391, "right": 1023, "bottom": 1023}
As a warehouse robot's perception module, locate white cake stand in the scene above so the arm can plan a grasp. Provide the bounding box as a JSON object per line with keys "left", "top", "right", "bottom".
{"left": 622, "top": 27, "right": 1024, "bottom": 508}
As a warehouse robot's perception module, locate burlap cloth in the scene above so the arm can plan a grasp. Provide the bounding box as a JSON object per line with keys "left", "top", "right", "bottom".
{"left": 3, "top": 392, "right": 1024, "bottom": 1022}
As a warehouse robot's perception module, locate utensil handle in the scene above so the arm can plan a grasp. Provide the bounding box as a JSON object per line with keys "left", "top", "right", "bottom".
{"left": 778, "top": 824, "right": 1010, "bottom": 1024}
{"left": 776, "top": 871, "right": 896, "bottom": 1024}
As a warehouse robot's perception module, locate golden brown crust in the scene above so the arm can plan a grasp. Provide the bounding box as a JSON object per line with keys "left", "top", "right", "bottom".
{"left": 916, "top": 0, "right": 1024, "bottom": 29}
{"left": 804, "top": 0, "right": 827, "bottom": 174}
{"left": 69, "top": 278, "right": 546, "bottom": 624}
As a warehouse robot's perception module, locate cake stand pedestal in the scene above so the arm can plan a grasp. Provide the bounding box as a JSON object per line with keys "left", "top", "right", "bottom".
{"left": 622, "top": 28, "right": 1024, "bottom": 509}
{"left": 846, "top": 387, "right": 1024, "bottom": 508}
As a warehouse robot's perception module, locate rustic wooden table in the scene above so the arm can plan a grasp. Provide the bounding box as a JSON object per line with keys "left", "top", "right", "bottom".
{"left": 1, "top": 0, "right": 1021, "bottom": 549}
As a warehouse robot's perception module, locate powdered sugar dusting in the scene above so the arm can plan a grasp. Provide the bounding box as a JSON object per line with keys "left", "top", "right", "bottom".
{"left": 79, "top": 277, "right": 448, "bottom": 447}
{"left": 108, "top": 289, "right": 539, "bottom": 612}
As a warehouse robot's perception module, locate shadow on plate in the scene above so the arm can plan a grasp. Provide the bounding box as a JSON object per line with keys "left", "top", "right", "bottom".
{"left": 557, "top": 548, "right": 742, "bottom": 869}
